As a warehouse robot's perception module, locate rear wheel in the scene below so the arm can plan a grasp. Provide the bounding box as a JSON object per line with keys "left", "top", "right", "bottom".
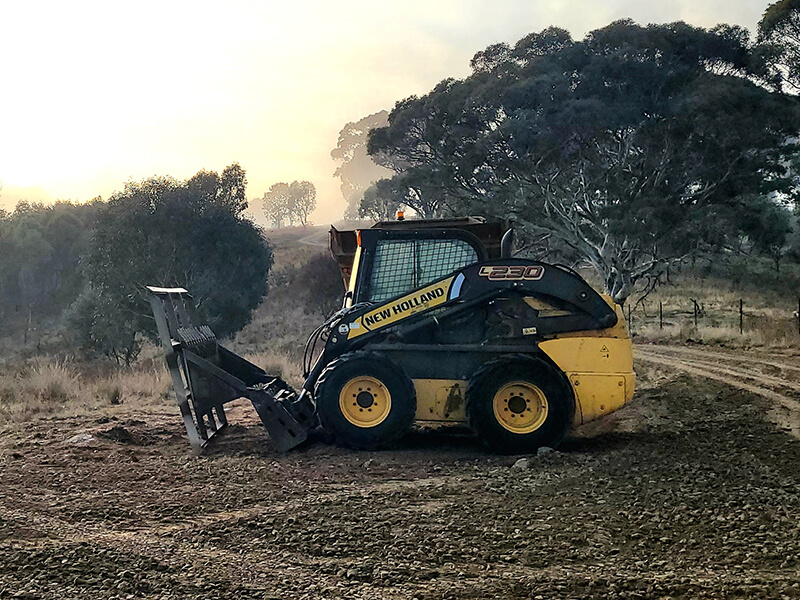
{"left": 466, "top": 355, "right": 573, "bottom": 454}
{"left": 315, "top": 351, "right": 416, "bottom": 450}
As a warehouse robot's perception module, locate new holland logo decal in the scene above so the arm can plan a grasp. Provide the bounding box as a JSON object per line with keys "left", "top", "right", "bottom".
{"left": 348, "top": 276, "right": 455, "bottom": 339}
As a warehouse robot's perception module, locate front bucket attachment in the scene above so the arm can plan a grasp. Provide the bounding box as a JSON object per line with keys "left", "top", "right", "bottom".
{"left": 148, "top": 287, "right": 316, "bottom": 453}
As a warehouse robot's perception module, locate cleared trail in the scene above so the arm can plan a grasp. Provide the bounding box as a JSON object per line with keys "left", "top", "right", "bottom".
{"left": 639, "top": 345, "right": 800, "bottom": 376}
{"left": 637, "top": 344, "right": 800, "bottom": 438}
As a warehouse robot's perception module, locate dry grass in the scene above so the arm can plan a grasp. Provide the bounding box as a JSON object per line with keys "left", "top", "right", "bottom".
{"left": 232, "top": 302, "right": 319, "bottom": 357}
{"left": 634, "top": 320, "right": 800, "bottom": 348}
{"left": 12, "top": 358, "right": 82, "bottom": 410}
{"left": 0, "top": 344, "right": 301, "bottom": 426}
{"left": 231, "top": 239, "right": 337, "bottom": 358}
{"left": 242, "top": 351, "right": 305, "bottom": 389}
{"left": 0, "top": 358, "right": 82, "bottom": 421}
{"left": 624, "top": 255, "right": 800, "bottom": 348}
{"left": 0, "top": 351, "right": 171, "bottom": 423}
{"left": 93, "top": 364, "right": 170, "bottom": 408}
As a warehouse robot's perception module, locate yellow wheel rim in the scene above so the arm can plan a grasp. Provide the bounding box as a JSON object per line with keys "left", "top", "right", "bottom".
{"left": 339, "top": 376, "right": 392, "bottom": 428}
{"left": 492, "top": 381, "right": 549, "bottom": 434}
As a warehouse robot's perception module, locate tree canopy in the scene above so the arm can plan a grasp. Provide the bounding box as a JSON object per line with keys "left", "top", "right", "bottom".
{"left": 186, "top": 163, "right": 249, "bottom": 214}
{"left": 331, "top": 111, "right": 392, "bottom": 218}
{"left": 0, "top": 200, "right": 101, "bottom": 339}
{"left": 759, "top": 0, "right": 800, "bottom": 91}
{"left": 262, "top": 180, "right": 317, "bottom": 227}
{"left": 73, "top": 166, "right": 272, "bottom": 363}
{"left": 367, "top": 20, "right": 800, "bottom": 302}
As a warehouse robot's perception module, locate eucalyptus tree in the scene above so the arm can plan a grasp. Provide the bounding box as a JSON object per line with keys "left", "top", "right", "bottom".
{"left": 759, "top": 0, "right": 800, "bottom": 91}
{"left": 73, "top": 166, "right": 272, "bottom": 363}
{"left": 369, "top": 21, "right": 800, "bottom": 302}
{"left": 262, "top": 180, "right": 317, "bottom": 226}
{"left": 331, "top": 111, "right": 392, "bottom": 218}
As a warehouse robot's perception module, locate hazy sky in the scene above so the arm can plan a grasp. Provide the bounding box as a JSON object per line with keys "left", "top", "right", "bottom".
{"left": 0, "top": 0, "right": 770, "bottom": 224}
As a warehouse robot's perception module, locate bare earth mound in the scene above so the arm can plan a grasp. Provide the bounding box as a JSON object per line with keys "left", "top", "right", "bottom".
{"left": 0, "top": 347, "right": 799, "bottom": 599}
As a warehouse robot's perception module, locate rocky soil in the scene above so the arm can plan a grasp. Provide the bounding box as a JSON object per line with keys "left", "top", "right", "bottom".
{"left": 0, "top": 347, "right": 799, "bottom": 599}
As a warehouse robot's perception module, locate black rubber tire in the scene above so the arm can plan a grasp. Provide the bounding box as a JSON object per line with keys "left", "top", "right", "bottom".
{"left": 466, "top": 354, "right": 574, "bottom": 454}
{"left": 314, "top": 351, "right": 416, "bottom": 450}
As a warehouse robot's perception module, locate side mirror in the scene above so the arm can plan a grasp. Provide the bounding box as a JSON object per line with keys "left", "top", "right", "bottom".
{"left": 342, "top": 290, "right": 353, "bottom": 308}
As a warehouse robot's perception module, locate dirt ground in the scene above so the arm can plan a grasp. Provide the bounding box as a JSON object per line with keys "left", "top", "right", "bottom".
{"left": 1, "top": 345, "right": 799, "bottom": 599}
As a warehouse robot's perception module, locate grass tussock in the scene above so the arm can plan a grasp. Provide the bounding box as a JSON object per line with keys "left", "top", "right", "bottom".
{"left": 0, "top": 352, "right": 171, "bottom": 423}
{"left": 0, "top": 357, "right": 82, "bottom": 421}
{"left": 23, "top": 358, "right": 81, "bottom": 404}
{"left": 0, "top": 344, "right": 301, "bottom": 425}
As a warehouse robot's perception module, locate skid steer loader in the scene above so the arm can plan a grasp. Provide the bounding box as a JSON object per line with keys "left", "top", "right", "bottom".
{"left": 149, "top": 216, "right": 634, "bottom": 454}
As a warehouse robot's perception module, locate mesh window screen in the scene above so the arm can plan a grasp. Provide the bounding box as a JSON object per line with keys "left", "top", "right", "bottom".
{"left": 367, "top": 239, "right": 478, "bottom": 302}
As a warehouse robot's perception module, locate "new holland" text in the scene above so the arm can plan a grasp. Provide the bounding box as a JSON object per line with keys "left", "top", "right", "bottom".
{"left": 363, "top": 287, "right": 446, "bottom": 328}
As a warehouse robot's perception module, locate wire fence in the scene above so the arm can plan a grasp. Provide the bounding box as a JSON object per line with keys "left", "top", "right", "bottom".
{"left": 623, "top": 297, "right": 800, "bottom": 344}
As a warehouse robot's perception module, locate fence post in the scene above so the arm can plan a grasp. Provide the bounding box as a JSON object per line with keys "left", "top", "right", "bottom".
{"left": 739, "top": 299, "right": 743, "bottom": 335}
{"left": 797, "top": 297, "right": 799, "bottom": 335}
{"left": 659, "top": 301, "right": 663, "bottom": 330}
{"left": 692, "top": 299, "right": 698, "bottom": 328}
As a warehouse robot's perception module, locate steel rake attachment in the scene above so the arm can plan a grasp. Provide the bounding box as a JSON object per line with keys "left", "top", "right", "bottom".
{"left": 147, "top": 287, "right": 316, "bottom": 453}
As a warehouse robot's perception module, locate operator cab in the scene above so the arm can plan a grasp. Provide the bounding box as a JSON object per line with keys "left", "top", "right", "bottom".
{"left": 330, "top": 217, "right": 510, "bottom": 307}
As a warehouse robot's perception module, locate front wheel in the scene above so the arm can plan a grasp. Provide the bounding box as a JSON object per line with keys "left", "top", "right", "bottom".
{"left": 466, "top": 355, "right": 573, "bottom": 454}
{"left": 314, "top": 351, "right": 416, "bottom": 450}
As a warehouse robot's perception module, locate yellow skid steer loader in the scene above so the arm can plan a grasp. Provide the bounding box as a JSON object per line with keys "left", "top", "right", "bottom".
{"left": 149, "top": 217, "right": 634, "bottom": 454}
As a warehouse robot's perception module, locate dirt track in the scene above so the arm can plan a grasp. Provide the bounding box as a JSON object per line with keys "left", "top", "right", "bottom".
{"left": 637, "top": 345, "right": 800, "bottom": 439}
{"left": 1, "top": 345, "right": 799, "bottom": 599}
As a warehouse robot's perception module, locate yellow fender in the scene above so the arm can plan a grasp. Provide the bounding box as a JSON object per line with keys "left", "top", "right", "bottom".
{"left": 538, "top": 300, "right": 635, "bottom": 425}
